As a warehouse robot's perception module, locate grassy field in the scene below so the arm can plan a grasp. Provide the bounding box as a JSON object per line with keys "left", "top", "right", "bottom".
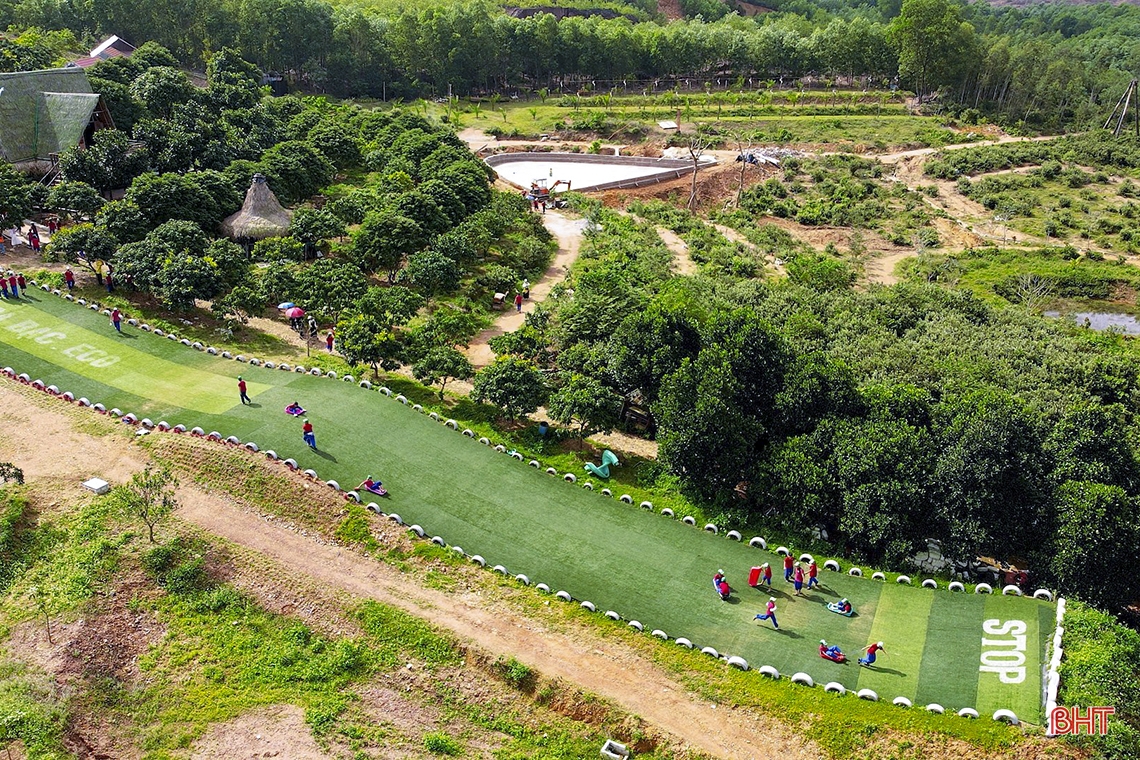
{"left": 428, "top": 96, "right": 975, "bottom": 150}
{"left": 0, "top": 290, "right": 1053, "bottom": 722}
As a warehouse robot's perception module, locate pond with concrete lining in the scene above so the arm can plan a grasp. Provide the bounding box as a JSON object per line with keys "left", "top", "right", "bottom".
{"left": 486, "top": 151, "right": 710, "bottom": 193}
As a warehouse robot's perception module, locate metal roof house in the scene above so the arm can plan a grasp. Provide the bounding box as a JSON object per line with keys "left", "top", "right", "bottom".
{"left": 0, "top": 68, "right": 115, "bottom": 171}
{"left": 69, "top": 35, "right": 137, "bottom": 69}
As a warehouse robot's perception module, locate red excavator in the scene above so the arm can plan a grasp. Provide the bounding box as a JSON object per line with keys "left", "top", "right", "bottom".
{"left": 527, "top": 178, "right": 571, "bottom": 207}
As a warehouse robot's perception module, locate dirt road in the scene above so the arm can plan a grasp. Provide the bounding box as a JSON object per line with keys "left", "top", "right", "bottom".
{"left": 175, "top": 489, "right": 814, "bottom": 760}
{"left": 465, "top": 210, "right": 587, "bottom": 367}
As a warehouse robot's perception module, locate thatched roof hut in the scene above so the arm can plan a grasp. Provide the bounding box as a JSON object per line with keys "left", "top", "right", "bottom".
{"left": 222, "top": 174, "right": 292, "bottom": 240}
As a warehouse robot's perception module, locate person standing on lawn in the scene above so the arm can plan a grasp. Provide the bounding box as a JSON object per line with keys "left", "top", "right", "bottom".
{"left": 793, "top": 563, "right": 805, "bottom": 596}
{"left": 760, "top": 562, "right": 772, "bottom": 588}
{"left": 8, "top": 273, "right": 18, "bottom": 298}
{"left": 302, "top": 418, "right": 316, "bottom": 449}
{"left": 16, "top": 273, "right": 25, "bottom": 293}
{"left": 64, "top": 268, "right": 75, "bottom": 291}
{"left": 238, "top": 376, "right": 250, "bottom": 405}
{"left": 807, "top": 559, "right": 820, "bottom": 589}
{"left": 783, "top": 553, "right": 794, "bottom": 582}
{"left": 110, "top": 308, "right": 122, "bottom": 333}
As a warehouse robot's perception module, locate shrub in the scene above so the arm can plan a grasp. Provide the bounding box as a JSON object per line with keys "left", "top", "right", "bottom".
{"left": 423, "top": 732, "right": 462, "bottom": 755}
{"left": 142, "top": 539, "right": 210, "bottom": 594}
{"left": 1059, "top": 601, "right": 1140, "bottom": 760}
{"left": 494, "top": 656, "right": 536, "bottom": 692}
{"left": 163, "top": 557, "right": 209, "bottom": 594}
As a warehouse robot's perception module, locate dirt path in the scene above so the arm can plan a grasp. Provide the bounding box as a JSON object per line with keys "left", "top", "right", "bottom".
{"left": 886, "top": 155, "right": 1039, "bottom": 247}
{"left": 876, "top": 133, "right": 1065, "bottom": 163}
{"left": 654, "top": 226, "right": 699, "bottom": 276}
{"left": 174, "top": 487, "right": 810, "bottom": 760}
{"left": 465, "top": 210, "right": 587, "bottom": 368}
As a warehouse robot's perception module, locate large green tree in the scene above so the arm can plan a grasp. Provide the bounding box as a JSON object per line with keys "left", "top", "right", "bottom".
{"left": 413, "top": 346, "right": 474, "bottom": 400}
{"left": 547, "top": 373, "right": 623, "bottom": 442}
{"left": 888, "top": 0, "right": 978, "bottom": 97}
{"left": 472, "top": 357, "right": 548, "bottom": 420}
{"left": 1051, "top": 481, "right": 1140, "bottom": 612}
{"left": 352, "top": 210, "right": 422, "bottom": 279}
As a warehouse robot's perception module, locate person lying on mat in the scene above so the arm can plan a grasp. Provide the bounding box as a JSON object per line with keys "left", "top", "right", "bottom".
{"left": 285, "top": 401, "right": 306, "bottom": 416}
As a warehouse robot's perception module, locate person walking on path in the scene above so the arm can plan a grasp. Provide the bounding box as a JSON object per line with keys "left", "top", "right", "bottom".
{"left": 64, "top": 267, "right": 75, "bottom": 291}
{"left": 793, "top": 564, "right": 805, "bottom": 596}
{"left": 238, "top": 376, "right": 250, "bottom": 405}
{"left": 753, "top": 597, "right": 779, "bottom": 629}
{"left": 28, "top": 226, "right": 39, "bottom": 253}
{"left": 522, "top": 278, "right": 530, "bottom": 300}
{"left": 859, "top": 642, "right": 885, "bottom": 667}
{"left": 514, "top": 292, "right": 523, "bottom": 312}
{"left": 783, "top": 553, "right": 794, "bottom": 582}
{"left": 807, "top": 560, "right": 819, "bottom": 589}
{"left": 325, "top": 330, "right": 334, "bottom": 352}
{"left": 302, "top": 418, "right": 316, "bottom": 449}
{"left": 110, "top": 308, "right": 122, "bottom": 333}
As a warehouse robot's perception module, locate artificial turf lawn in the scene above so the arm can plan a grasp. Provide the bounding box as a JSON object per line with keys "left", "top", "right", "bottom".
{"left": 0, "top": 291, "right": 1052, "bottom": 721}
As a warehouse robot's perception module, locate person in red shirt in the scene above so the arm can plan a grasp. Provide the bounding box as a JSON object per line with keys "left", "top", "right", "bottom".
{"left": 238, "top": 376, "right": 250, "bottom": 405}
{"left": 357, "top": 476, "right": 386, "bottom": 496}
{"left": 753, "top": 597, "right": 779, "bottom": 629}
{"left": 807, "top": 560, "right": 819, "bottom": 589}
{"left": 783, "top": 553, "right": 794, "bottom": 582}
{"left": 326, "top": 330, "right": 334, "bottom": 352}
{"left": 860, "top": 642, "right": 885, "bottom": 667}
{"left": 110, "top": 308, "right": 122, "bottom": 333}
{"left": 64, "top": 267, "right": 75, "bottom": 291}
{"left": 302, "top": 419, "right": 316, "bottom": 449}
{"left": 514, "top": 292, "right": 523, "bottom": 312}
{"left": 15, "top": 273, "right": 25, "bottom": 292}
{"left": 7, "top": 274, "right": 18, "bottom": 298}
{"left": 793, "top": 563, "right": 805, "bottom": 596}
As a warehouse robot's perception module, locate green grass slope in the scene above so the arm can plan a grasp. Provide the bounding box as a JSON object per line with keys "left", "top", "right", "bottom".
{"left": 0, "top": 291, "right": 1051, "bottom": 721}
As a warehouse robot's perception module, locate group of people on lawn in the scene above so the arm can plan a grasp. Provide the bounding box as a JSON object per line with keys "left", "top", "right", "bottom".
{"left": 714, "top": 556, "right": 885, "bottom": 667}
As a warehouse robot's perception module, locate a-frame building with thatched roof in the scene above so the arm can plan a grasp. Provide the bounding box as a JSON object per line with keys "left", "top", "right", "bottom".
{"left": 222, "top": 174, "right": 293, "bottom": 241}
{"left": 0, "top": 67, "right": 114, "bottom": 171}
